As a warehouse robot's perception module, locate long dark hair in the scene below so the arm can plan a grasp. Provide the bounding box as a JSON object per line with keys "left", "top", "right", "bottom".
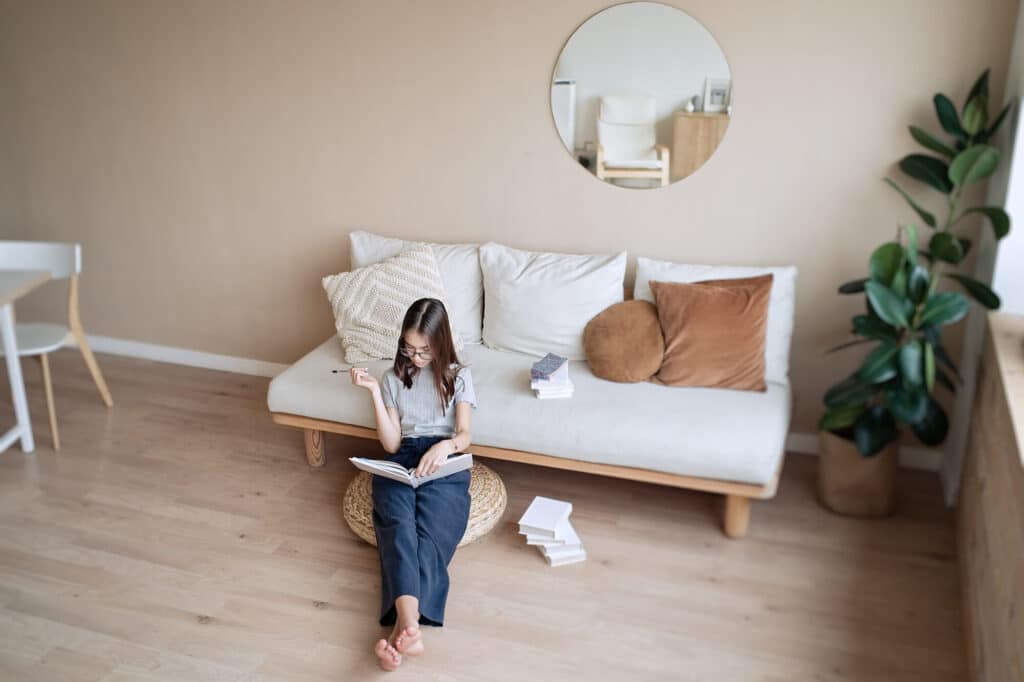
{"left": 394, "top": 298, "right": 463, "bottom": 413}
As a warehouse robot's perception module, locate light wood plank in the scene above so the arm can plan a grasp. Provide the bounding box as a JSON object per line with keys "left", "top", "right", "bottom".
{"left": 0, "top": 349, "right": 966, "bottom": 681}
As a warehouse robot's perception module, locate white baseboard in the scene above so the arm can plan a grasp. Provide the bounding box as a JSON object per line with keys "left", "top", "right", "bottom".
{"left": 76, "top": 334, "right": 288, "bottom": 378}
{"left": 72, "top": 334, "right": 944, "bottom": 472}
{"left": 787, "top": 432, "right": 942, "bottom": 472}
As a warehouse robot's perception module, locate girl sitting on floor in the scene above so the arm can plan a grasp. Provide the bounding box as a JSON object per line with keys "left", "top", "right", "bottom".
{"left": 349, "top": 297, "right": 476, "bottom": 671}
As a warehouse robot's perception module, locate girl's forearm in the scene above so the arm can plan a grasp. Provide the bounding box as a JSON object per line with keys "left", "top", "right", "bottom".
{"left": 448, "top": 429, "right": 471, "bottom": 454}
{"left": 370, "top": 390, "right": 401, "bottom": 453}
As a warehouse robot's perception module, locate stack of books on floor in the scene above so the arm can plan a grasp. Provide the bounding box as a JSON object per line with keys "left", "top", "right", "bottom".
{"left": 530, "top": 353, "right": 573, "bottom": 399}
{"left": 518, "top": 495, "right": 586, "bottom": 566}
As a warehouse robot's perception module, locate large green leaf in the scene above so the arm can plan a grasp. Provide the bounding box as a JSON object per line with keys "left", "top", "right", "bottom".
{"left": 962, "top": 95, "right": 988, "bottom": 136}
{"left": 945, "top": 273, "right": 1001, "bottom": 309}
{"left": 923, "top": 326, "right": 962, "bottom": 381}
{"left": 948, "top": 145, "right": 999, "bottom": 186}
{"left": 869, "top": 243, "right": 904, "bottom": 285}
{"left": 965, "top": 70, "right": 990, "bottom": 111}
{"left": 884, "top": 178, "right": 937, "bottom": 227}
{"left": 908, "top": 126, "right": 956, "bottom": 159}
{"left": 934, "top": 93, "right": 966, "bottom": 138}
{"left": 824, "top": 375, "right": 878, "bottom": 409}
{"left": 853, "top": 314, "right": 899, "bottom": 341}
{"left": 900, "top": 340, "right": 924, "bottom": 387}
{"left": 906, "top": 224, "right": 919, "bottom": 265}
{"left": 885, "top": 385, "right": 929, "bottom": 423}
{"left": 838, "top": 278, "right": 868, "bottom": 294}
{"left": 899, "top": 154, "right": 954, "bottom": 193}
{"left": 919, "top": 291, "right": 969, "bottom": 327}
{"left": 929, "top": 232, "right": 965, "bottom": 264}
{"left": 865, "top": 281, "right": 910, "bottom": 328}
{"left": 934, "top": 366, "right": 957, "bottom": 393}
{"left": 853, "top": 405, "right": 899, "bottom": 456}
{"left": 819, "top": 406, "right": 865, "bottom": 432}
{"left": 911, "top": 398, "right": 949, "bottom": 446}
{"left": 961, "top": 206, "right": 1010, "bottom": 240}
{"left": 958, "top": 237, "right": 972, "bottom": 258}
{"left": 986, "top": 101, "right": 1012, "bottom": 139}
{"left": 924, "top": 342, "right": 936, "bottom": 392}
{"left": 908, "top": 265, "right": 930, "bottom": 304}
{"left": 858, "top": 341, "right": 901, "bottom": 384}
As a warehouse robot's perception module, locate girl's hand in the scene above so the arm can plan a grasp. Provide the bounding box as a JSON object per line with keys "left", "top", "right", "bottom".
{"left": 415, "top": 442, "right": 453, "bottom": 477}
{"left": 349, "top": 367, "right": 379, "bottom": 393}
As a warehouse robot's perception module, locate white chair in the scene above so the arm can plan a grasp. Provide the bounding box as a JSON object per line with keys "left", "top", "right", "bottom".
{"left": 595, "top": 95, "right": 670, "bottom": 187}
{"left": 0, "top": 241, "right": 113, "bottom": 449}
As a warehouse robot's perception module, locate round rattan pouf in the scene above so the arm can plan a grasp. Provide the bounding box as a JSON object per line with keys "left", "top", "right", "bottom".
{"left": 343, "top": 463, "right": 507, "bottom": 548}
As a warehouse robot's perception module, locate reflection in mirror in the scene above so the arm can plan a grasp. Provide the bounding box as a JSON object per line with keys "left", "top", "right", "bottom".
{"left": 552, "top": 2, "right": 731, "bottom": 189}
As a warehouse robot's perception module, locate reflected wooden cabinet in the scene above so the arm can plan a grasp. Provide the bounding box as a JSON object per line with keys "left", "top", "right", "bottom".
{"left": 671, "top": 112, "right": 729, "bottom": 181}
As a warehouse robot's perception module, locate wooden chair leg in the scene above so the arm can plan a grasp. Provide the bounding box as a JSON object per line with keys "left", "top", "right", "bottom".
{"left": 71, "top": 329, "right": 113, "bottom": 408}
{"left": 36, "top": 354, "right": 60, "bottom": 450}
{"left": 723, "top": 494, "right": 751, "bottom": 539}
{"left": 304, "top": 429, "right": 325, "bottom": 467}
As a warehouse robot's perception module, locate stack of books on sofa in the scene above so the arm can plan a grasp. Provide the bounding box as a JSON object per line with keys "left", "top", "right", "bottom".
{"left": 530, "top": 353, "right": 573, "bottom": 399}
{"left": 518, "top": 495, "right": 586, "bottom": 566}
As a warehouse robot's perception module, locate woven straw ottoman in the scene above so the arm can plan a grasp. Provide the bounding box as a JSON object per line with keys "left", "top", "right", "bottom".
{"left": 343, "top": 462, "right": 507, "bottom": 548}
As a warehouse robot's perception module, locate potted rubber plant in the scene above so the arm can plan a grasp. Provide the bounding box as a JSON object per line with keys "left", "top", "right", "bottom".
{"left": 818, "top": 69, "right": 1012, "bottom": 516}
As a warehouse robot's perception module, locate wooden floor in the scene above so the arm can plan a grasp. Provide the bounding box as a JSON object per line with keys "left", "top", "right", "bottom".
{"left": 0, "top": 349, "right": 966, "bottom": 681}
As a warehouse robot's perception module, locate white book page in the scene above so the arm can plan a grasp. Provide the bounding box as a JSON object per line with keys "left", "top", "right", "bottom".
{"left": 349, "top": 454, "right": 473, "bottom": 488}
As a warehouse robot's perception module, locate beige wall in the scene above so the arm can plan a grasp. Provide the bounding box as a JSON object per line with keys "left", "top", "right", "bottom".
{"left": 0, "top": 0, "right": 1016, "bottom": 433}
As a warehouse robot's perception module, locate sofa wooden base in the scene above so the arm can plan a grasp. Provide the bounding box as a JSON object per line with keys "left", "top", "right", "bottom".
{"left": 272, "top": 412, "right": 778, "bottom": 539}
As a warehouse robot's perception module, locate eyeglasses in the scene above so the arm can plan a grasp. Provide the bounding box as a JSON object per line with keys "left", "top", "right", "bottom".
{"left": 399, "top": 347, "right": 433, "bottom": 360}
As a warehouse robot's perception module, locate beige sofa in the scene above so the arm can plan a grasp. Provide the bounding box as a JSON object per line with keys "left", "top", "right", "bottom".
{"left": 267, "top": 233, "right": 797, "bottom": 538}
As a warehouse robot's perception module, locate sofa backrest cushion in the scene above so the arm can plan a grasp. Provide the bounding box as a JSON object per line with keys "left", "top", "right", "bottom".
{"left": 480, "top": 242, "right": 627, "bottom": 361}
{"left": 650, "top": 275, "right": 773, "bottom": 392}
{"left": 634, "top": 257, "right": 797, "bottom": 384}
{"left": 323, "top": 244, "right": 462, "bottom": 363}
{"left": 350, "top": 230, "right": 483, "bottom": 345}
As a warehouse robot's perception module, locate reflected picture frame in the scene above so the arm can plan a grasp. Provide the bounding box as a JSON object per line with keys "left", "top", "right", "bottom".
{"left": 703, "top": 77, "right": 731, "bottom": 113}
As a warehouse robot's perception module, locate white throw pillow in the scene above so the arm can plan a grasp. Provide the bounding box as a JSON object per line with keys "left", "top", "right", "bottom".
{"left": 634, "top": 257, "right": 798, "bottom": 384}
{"left": 350, "top": 230, "right": 483, "bottom": 344}
{"left": 480, "top": 242, "right": 627, "bottom": 360}
{"left": 323, "top": 244, "right": 462, "bottom": 364}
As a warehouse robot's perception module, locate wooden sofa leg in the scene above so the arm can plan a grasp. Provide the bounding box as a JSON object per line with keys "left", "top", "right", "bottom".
{"left": 723, "top": 494, "right": 751, "bottom": 539}
{"left": 304, "top": 429, "right": 325, "bottom": 467}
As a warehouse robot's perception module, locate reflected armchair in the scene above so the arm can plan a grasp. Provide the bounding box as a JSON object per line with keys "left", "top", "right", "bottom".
{"left": 595, "top": 95, "right": 669, "bottom": 187}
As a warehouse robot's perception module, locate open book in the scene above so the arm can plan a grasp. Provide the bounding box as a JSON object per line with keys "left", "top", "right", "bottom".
{"left": 349, "top": 453, "right": 473, "bottom": 488}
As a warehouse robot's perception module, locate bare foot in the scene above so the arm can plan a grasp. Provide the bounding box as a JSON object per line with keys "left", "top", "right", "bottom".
{"left": 374, "top": 638, "right": 402, "bottom": 671}
{"left": 393, "top": 622, "right": 424, "bottom": 657}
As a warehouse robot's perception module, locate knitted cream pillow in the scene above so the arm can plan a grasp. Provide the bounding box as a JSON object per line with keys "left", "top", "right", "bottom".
{"left": 322, "top": 243, "right": 462, "bottom": 363}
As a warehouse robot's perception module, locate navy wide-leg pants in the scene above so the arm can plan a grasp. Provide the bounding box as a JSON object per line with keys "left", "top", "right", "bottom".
{"left": 371, "top": 436, "right": 471, "bottom": 627}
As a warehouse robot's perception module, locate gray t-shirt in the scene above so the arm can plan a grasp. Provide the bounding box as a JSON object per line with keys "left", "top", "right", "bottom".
{"left": 380, "top": 365, "right": 477, "bottom": 438}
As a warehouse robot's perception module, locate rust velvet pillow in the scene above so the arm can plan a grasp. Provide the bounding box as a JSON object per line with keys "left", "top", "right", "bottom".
{"left": 649, "top": 275, "right": 773, "bottom": 391}
{"left": 583, "top": 300, "right": 665, "bottom": 382}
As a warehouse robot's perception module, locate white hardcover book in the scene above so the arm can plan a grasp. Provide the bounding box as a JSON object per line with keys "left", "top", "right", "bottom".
{"left": 539, "top": 520, "right": 582, "bottom": 555}
{"left": 349, "top": 453, "right": 473, "bottom": 488}
{"left": 526, "top": 534, "right": 566, "bottom": 547}
{"left": 542, "top": 542, "right": 585, "bottom": 559}
{"left": 517, "top": 496, "right": 573, "bottom": 538}
{"left": 545, "top": 549, "right": 587, "bottom": 567}
{"left": 531, "top": 366, "right": 571, "bottom": 390}
{"left": 536, "top": 390, "right": 574, "bottom": 400}
{"left": 522, "top": 517, "right": 577, "bottom": 542}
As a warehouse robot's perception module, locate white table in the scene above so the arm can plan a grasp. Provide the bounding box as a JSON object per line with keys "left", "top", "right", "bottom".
{"left": 0, "top": 270, "right": 51, "bottom": 453}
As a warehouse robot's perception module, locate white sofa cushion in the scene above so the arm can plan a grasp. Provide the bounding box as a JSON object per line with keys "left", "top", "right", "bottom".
{"left": 479, "top": 243, "right": 627, "bottom": 361}
{"left": 350, "top": 230, "right": 483, "bottom": 345}
{"left": 322, "top": 244, "right": 461, "bottom": 363}
{"left": 634, "top": 258, "right": 798, "bottom": 384}
{"left": 267, "top": 339, "right": 790, "bottom": 489}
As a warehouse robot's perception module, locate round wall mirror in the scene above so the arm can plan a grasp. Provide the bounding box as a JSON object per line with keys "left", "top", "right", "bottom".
{"left": 551, "top": 2, "right": 732, "bottom": 189}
